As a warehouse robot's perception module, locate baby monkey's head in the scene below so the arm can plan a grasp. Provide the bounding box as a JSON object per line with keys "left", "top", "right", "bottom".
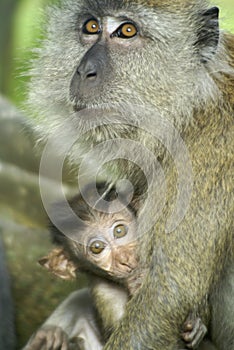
{"left": 47, "top": 183, "right": 140, "bottom": 282}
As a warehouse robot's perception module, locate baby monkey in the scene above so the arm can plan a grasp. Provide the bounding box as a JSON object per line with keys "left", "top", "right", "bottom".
{"left": 24, "top": 184, "right": 209, "bottom": 350}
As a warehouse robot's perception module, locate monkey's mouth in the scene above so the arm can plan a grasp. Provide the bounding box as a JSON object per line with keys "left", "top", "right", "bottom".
{"left": 73, "top": 104, "right": 123, "bottom": 123}
{"left": 73, "top": 104, "right": 87, "bottom": 112}
{"left": 120, "top": 263, "right": 133, "bottom": 273}
{"left": 115, "top": 261, "right": 137, "bottom": 276}
{"left": 74, "top": 104, "right": 118, "bottom": 113}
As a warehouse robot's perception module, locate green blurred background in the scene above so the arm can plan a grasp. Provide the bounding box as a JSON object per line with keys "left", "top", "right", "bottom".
{"left": 0, "top": 0, "right": 233, "bottom": 349}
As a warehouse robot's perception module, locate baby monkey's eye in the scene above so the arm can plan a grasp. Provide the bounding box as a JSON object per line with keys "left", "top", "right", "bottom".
{"left": 90, "top": 240, "right": 105, "bottom": 254}
{"left": 83, "top": 18, "right": 100, "bottom": 35}
{"left": 113, "top": 224, "right": 128, "bottom": 238}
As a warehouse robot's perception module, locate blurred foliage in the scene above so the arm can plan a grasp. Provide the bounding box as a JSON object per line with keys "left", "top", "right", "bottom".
{"left": 0, "top": 0, "right": 234, "bottom": 107}
{"left": 0, "top": 0, "right": 57, "bottom": 106}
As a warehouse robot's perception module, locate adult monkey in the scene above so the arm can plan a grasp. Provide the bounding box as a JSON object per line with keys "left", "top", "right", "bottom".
{"left": 27, "top": 0, "right": 234, "bottom": 349}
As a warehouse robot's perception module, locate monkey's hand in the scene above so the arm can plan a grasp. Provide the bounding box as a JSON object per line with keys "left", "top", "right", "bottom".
{"left": 38, "top": 248, "right": 77, "bottom": 280}
{"left": 182, "top": 314, "right": 207, "bottom": 349}
{"left": 23, "top": 325, "right": 69, "bottom": 350}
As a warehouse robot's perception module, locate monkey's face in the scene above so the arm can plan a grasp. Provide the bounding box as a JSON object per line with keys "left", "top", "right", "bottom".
{"left": 67, "top": 208, "right": 138, "bottom": 280}
{"left": 85, "top": 224, "right": 138, "bottom": 279}
{"left": 29, "top": 0, "right": 220, "bottom": 142}
{"left": 69, "top": 13, "right": 144, "bottom": 111}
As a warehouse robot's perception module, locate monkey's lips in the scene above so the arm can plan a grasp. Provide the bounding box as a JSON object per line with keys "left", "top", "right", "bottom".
{"left": 111, "top": 259, "right": 138, "bottom": 278}
{"left": 73, "top": 105, "right": 126, "bottom": 122}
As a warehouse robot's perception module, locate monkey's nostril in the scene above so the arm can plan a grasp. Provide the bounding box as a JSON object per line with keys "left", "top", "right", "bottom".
{"left": 87, "top": 72, "right": 97, "bottom": 79}
{"left": 76, "top": 68, "right": 97, "bottom": 80}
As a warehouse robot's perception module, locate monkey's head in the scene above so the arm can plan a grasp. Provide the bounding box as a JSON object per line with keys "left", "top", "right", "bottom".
{"left": 68, "top": 208, "right": 138, "bottom": 280}
{"left": 50, "top": 204, "right": 138, "bottom": 281}
{"left": 49, "top": 183, "right": 139, "bottom": 280}
{"left": 28, "top": 0, "right": 223, "bottom": 151}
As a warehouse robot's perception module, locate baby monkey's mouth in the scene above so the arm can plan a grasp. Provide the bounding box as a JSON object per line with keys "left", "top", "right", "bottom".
{"left": 112, "top": 253, "right": 138, "bottom": 278}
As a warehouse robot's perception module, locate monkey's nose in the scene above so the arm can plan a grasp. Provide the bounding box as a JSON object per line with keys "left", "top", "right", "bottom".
{"left": 115, "top": 247, "right": 132, "bottom": 269}
{"left": 70, "top": 42, "right": 109, "bottom": 101}
{"left": 77, "top": 62, "right": 98, "bottom": 81}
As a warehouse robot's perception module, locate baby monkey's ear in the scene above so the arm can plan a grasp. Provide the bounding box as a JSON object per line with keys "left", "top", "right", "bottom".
{"left": 38, "top": 248, "right": 77, "bottom": 280}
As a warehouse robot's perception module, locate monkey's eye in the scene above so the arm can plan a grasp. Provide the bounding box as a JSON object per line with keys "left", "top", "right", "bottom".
{"left": 112, "top": 22, "right": 138, "bottom": 39}
{"left": 89, "top": 240, "right": 105, "bottom": 254}
{"left": 83, "top": 18, "right": 100, "bottom": 35}
{"left": 113, "top": 224, "right": 128, "bottom": 238}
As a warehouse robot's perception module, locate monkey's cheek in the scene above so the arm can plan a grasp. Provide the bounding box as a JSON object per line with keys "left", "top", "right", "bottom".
{"left": 69, "top": 74, "right": 81, "bottom": 106}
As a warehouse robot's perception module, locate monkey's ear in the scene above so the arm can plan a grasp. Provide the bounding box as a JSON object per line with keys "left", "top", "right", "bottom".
{"left": 197, "top": 7, "right": 220, "bottom": 63}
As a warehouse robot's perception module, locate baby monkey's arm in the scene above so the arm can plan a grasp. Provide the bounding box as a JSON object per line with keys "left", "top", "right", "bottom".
{"left": 22, "top": 288, "right": 103, "bottom": 350}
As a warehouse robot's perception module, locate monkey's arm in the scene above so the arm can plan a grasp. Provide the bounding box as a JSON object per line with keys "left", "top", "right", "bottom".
{"left": 23, "top": 288, "right": 103, "bottom": 350}
{"left": 102, "top": 234, "right": 221, "bottom": 350}
{"left": 103, "top": 125, "right": 233, "bottom": 349}
{"left": 103, "top": 213, "right": 231, "bottom": 349}
{"left": 128, "top": 269, "right": 210, "bottom": 349}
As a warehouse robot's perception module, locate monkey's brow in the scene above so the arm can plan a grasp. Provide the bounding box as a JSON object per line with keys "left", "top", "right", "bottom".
{"left": 76, "top": 0, "right": 133, "bottom": 20}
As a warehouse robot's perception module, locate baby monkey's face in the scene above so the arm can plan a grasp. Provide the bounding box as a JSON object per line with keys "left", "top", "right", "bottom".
{"left": 68, "top": 207, "right": 138, "bottom": 279}
{"left": 40, "top": 202, "right": 139, "bottom": 283}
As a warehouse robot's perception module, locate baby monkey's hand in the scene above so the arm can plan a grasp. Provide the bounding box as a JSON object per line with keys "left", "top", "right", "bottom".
{"left": 23, "top": 325, "right": 69, "bottom": 350}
